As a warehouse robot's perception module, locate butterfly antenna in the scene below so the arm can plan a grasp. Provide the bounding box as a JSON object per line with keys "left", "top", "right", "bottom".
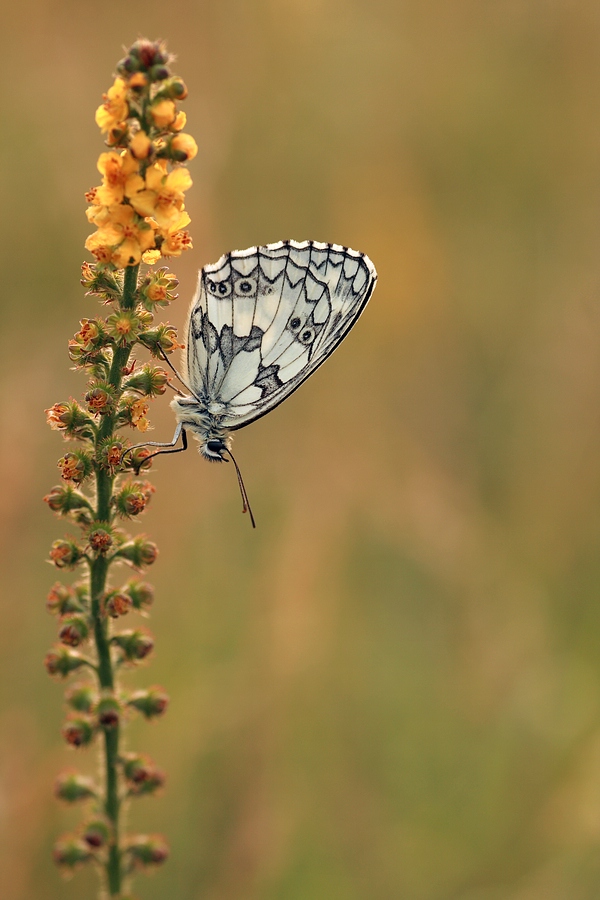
{"left": 158, "top": 346, "right": 199, "bottom": 399}
{"left": 223, "top": 448, "right": 256, "bottom": 529}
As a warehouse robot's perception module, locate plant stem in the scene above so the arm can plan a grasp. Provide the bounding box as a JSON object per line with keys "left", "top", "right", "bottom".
{"left": 90, "top": 263, "right": 139, "bottom": 896}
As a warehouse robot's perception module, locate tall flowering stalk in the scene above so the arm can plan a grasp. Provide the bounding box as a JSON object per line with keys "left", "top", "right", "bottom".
{"left": 44, "top": 40, "right": 195, "bottom": 897}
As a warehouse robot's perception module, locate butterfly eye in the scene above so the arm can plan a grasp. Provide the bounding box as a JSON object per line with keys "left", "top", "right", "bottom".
{"left": 299, "top": 326, "right": 315, "bottom": 345}
{"left": 234, "top": 277, "right": 257, "bottom": 296}
{"left": 288, "top": 316, "right": 302, "bottom": 333}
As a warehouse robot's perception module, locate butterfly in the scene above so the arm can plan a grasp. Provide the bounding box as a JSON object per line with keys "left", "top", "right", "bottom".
{"left": 135, "top": 240, "right": 377, "bottom": 525}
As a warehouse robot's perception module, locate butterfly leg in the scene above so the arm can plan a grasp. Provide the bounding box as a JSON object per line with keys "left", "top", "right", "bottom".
{"left": 123, "top": 422, "right": 189, "bottom": 471}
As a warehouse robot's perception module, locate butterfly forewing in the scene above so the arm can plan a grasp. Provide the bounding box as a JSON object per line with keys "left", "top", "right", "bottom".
{"left": 183, "top": 240, "right": 376, "bottom": 430}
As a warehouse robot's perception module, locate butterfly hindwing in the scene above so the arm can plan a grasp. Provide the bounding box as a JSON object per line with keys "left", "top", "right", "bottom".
{"left": 183, "top": 240, "right": 377, "bottom": 428}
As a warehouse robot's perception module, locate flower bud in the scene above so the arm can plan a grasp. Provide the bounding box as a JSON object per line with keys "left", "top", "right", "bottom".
{"left": 54, "top": 770, "right": 97, "bottom": 803}
{"left": 95, "top": 695, "right": 121, "bottom": 729}
{"left": 44, "top": 486, "right": 91, "bottom": 516}
{"left": 129, "top": 38, "right": 169, "bottom": 70}
{"left": 66, "top": 683, "right": 97, "bottom": 713}
{"left": 59, "top": 614, "right": 90, "bottom": 647}
{"left": 137, "top": 267, "right": 179, "bottom": 310}
{"left": 116, "top": 54, "right": 138, "bottom": 76}
{"left": 124, "top": 833, "right": 169, "bottom": 868}
{"left": 122, "top": 579, "right": 154, "bottom": 612}
{"left": 58, "top": 451, "right": 93, "bottom": 484}
{"left": 85, "top": 383, "right": 116, "bottom": 416}
{"left": 45, "top": 646, "right": 88, "bottom": 678}
{"left": 80, "top": 263, "right": 121, "bottom": 302}
{"left": 45, "top": 400, "right": 95, "bottom": 440}
{"left": 106, "top": 309, "right": 142, "bottom": 345}
{"left": 127, "top": 686, "right": 169, "bottom": 719}
{"left": 53, "top": 834, "right": 93, "bottom": 869}
{"left": 169, "top": 133, "right": 198, "bottom": 162}
{"left": 117, "top": 536, "right": 158, "bottom": 568}
{"left": 149, "top": 64, "right": 171, "bottom": 82}
{"left": 112, "top": 629, "right": 154, "bottom": 662}
{"left": 149, "top": 98, "right": 176, "bottom": 128}
{"left": 124, "top": 446, "right": 153, "bottom": 472}
{"left": 129, "top": 130, "right": 152, "bottom": 160}
{"left": 68, "top": 341, "right": 110, "bottom": 373}
{"left": 114, "top": 480, "right": 155, "bottom": 518}
{"left": 138, "top": 324, "right": 184, "bottom": 356}
{"left": 118, "top": 396, "right": 150, "bottom": 432}
{"left": 98, "top": 439, "right": 125, "bottom": 471}
{"left": 123, "top": 364, "right": 169, "bottom": 397}
{"left": 62, "top": 715, "right": 95, "bottom": 747}
{"left": 73, "top": 318, "right": 105, "bottom": 348}
{"left": 157, "top": 77, "right": 188, "bottom": 100}
{"left": 81, "top": 817, "right": 111, "bottom": 849}
{"left": 49, "top": 539, "right": 84, "bottom": 569}
{"left": 88, "top": 527, "right": 113, "bottom": 553}
{"left": 47, "top": 582, "right": 83, "bottom": 615}
{"left": 127, "top": 71, "right": 148, "bottom": 90}
{"left": 104, "top": 590, "right": 132, "bottom": 618}
{"left": 122, "top": 752, "right": 165, "bottom": 795}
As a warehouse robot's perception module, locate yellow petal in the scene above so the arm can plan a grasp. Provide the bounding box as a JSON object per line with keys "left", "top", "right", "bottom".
{"left": 128, "top": 190, "right": 160, "bottom": 219}
{"left": 144, "top": 165, "right": 166, "bottom": 192}
{"left": 124, "top": 173, "right": 146, "bottom": 197}
{"left": 112, "top": 238, "right": 142, "bottom": 268}
{"left": 142, "top": 249, "right": 161, "bottom": 265}
{"left": 165, "top": 167, "right": 193, "bottom": 193}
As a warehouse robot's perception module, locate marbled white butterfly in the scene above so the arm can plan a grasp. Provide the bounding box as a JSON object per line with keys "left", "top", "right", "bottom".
{"left": 134, "top": 240, "right": 377, "bottom": 525}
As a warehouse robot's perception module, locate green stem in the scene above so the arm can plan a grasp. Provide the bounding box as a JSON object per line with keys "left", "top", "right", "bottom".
{"left": 90, "top": 263, "right": 139, "bottom": 896}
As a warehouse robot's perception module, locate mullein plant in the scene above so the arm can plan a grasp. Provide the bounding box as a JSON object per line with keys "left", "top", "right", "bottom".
{"left": 44, "top": 39, "right": 196, "bottom": 897}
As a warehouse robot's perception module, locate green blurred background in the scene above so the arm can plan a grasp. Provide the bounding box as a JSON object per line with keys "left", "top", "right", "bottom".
{"left": 2, "top": 1, "right": 600, "bottom": 898}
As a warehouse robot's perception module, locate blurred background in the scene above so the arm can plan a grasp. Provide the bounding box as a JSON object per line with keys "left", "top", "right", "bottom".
{"left": 2, "top": 1, "right": 600, "bottom": 898}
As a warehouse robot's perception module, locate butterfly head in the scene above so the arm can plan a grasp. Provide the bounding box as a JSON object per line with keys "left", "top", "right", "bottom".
{"left": 202, "top": 438, "right": 228, "bottom": 462}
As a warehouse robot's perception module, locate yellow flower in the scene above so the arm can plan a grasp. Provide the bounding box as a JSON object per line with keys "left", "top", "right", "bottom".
{"left": 160, "top": 212, "right": 193, "bottom": 257}
{"left": 150, "top": 99, "right": 176, "bottom": 128}
{"left": 74, "top": 320, "right": 100, "bottom": 347}
{"left": 95, "top": 150, "right": 141, "bottom": 206}
{"left": 130, "top": 399, "right": 150, "bottom": 432}
{"left": 127, "top": 163, "right": 192, "bottom": 230}
{"left": 85, "top": 205, "right": 156, "bottom": 269}
{"left": 95, "top": 78, "right": 129, "bottom": 133}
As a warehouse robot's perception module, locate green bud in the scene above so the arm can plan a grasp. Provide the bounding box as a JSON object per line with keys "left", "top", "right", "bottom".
{"left": 123, "top": 579, "right": 154, "bottom": 612}
{"left": 54, "top": 770, "right": 97, "bottom": 803}
{"left": 58, "top": 614, "right": 90, "bottom": 647}
{"left": 116, "top": 536, "right": 158, "bottom": 568}
{"left": 122, "top": 752, "right": 165, "bottom": 795}
{"left": 62, "top": 715, "right": 95, "bottom": 748}
{"left": 127, "top": 686, "right": 169, "bottom": 719}
{"left": 47, "top": 582, "right": 84, "bottom": 615}
{"left": 45, "top": 646, "right": 88, "bottom": 678}
{"left": 124, "top": 833, "right": 169, "bottom": 868}
{"left": 65, "top": 683, "right": 97, "bottom": 713}
{"left": 95, "top": 696, "right": 121, "bottom": 729}
{"left": 112, "top": 629, "right": 154, "bottom": 662}
{"left": 53, "top": 834, "right": 93, "bottom": 868}
{"left": 49, "top": 539, "right": 84, "bottom": 569}
{"left": 82, "top": 817, "right": 111, "bottom": 849}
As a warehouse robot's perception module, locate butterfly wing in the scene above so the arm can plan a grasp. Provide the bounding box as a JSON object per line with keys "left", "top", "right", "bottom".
{"left": 183, "top": 240, "right": 377, "bottom": 429}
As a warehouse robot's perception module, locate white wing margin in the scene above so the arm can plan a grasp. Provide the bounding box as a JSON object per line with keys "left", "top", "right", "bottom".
{"left": 183, "top": 240, "right": 377, "bottom": 429}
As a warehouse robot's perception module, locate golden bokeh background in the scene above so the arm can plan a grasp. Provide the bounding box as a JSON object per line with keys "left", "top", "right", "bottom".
{"left": 3, "top": 1, "right": 600, "bottom": 898}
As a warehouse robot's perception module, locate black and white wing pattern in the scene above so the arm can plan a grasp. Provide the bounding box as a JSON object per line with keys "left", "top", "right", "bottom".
{"left": 183, "top": 240, "right": 377, "bottom": 430}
